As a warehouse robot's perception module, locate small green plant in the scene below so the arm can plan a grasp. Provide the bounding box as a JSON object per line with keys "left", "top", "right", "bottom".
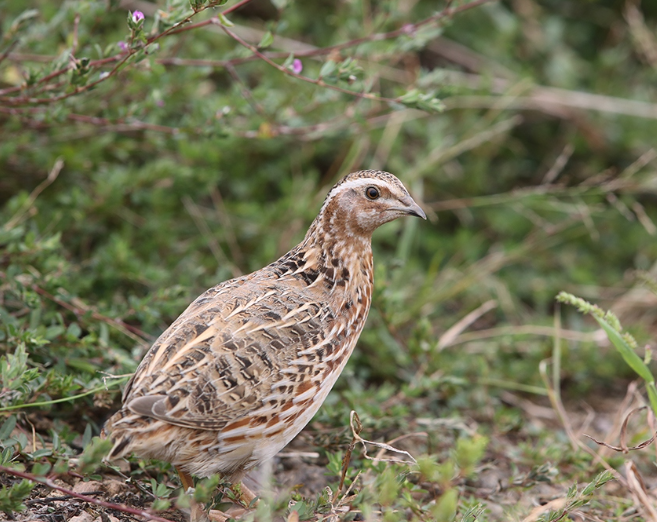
{"left": 0, "top": 344, "right": 41, "bottom": 408}
{"left": 0, "top": 479, "right": 34, "bottom": 516}
{"left": 557, "top": 292, "right": 657, "bottom": 414}
{"left": 150, "top": 478, "right": 174, "bottom": 511}
{"left": 77, "top": 436, "right": 113, "bottom": 475}
{"left": 538, "top": 471, "right": 615, "bottom": 522}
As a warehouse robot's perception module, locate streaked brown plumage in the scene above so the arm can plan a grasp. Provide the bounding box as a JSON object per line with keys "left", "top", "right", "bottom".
{"left": 103, "top": 170, "right": 425, "bottom": 500}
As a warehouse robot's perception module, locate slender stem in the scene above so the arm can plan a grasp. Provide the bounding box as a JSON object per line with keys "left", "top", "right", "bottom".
{"left": 219, "top": 23, "right": 395, "bottom": 104}
{"left": 0, "top": 377, "right": 129, "bottom": 413}
{"left": 0, "top": 465, "right": 175, "bottom": 522}
{"left": 30, "top": 283, "right": 152, "bottom": 342}
{"left": 165, "top": 0, "right": 255, "bottom": 37}
{"left": 0, "top": 0, "right": 493, "bottom": 105}
{"left": 0, "top": 0, "right": 246, "bottom": 103}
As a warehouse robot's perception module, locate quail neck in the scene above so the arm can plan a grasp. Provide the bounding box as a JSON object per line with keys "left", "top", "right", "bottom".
{"left": 292, "top": 170, "right": 426, "bottom": 291}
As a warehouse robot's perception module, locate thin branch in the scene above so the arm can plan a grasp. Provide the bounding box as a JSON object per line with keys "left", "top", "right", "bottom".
{"left": 0, "top": 377, "right": 130, "bottom": 413}
{"left": 218, "top": 23, "right": 395, "bottom": 104}
{"left": 278, "top": 0, "right": 494, "bottom": 59}
{"left": 0, "top": 271, "right": 152, "bottom": 343}
{"left": 29, "top": 283, "right": 152, "bottom": 343}
{"left": 0, "top": 0, "right": 237, "bottom": 104}
{"left": 224, "top": 62, "right": 267, "bottom": 117}
{"left": 71, "top": 13, "right": 81, "bottom": 55}
{"left": 0, "top": 465, "right": 174, "bottom": 522}
{"left": 585, "top": 407, "right": 657, "bottom": 453}
{"left": 1, "top": 0, "right": 494, "bottom": 105}
{"left": 168, "top": 0, "right": 493, "bottom": 56}
{"left": 66, "top": 113, "right": 181, "bottom": 135}
{"left": 3, "top": 158, "right": 64, "bottom": 231}
{"left": 0, "top": 39, "right": 19, "bottom": 67}
{"left": 165, "top": 0, "right": 255, "bottom": 37}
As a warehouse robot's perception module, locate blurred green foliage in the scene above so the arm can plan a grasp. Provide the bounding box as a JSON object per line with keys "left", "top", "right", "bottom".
{"left": 1, "top": 0, "right": 657, "bottom": 519}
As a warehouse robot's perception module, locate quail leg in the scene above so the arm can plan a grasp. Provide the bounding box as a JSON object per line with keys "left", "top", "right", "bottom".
{"left": 232, "top": 481, "right": 259, "bottom": 507}
{"left": 177, "top": 467, "right": 210, "bottom": 522}
{"left": 207, "top": 481, "right": 257, "bottom": 521}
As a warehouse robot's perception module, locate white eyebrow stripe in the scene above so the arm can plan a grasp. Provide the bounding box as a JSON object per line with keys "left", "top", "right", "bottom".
{"left": 330, "top": 178, "right": 384, "bottom": 194}
{"left": 318, "top": 177, "right": 395, "bottom": 215}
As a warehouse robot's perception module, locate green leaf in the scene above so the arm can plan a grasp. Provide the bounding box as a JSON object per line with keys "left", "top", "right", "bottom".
{"left": 0, "top": 416, "right": 16, "bottom": 442}
{"left": 430, "top": 489, "right": 458, "bottom": 521}
{"left": 282, "top": 53, "right": 295, "bottom": 68}
{"left": 81, "top": 424, "right": 92, "bottom": 450}
{"left": 646, "top": 382, "right": 657, "bottom": 416}
{"left": 216, "top": 13, "right": 233, "bottom": 27}
{"left": 152, "top": 498, "right": 171, "bottom": 511}
{"left": 398, "top": 89, "right": 444, "bottom": 113}
{"left": 32, "top": 461, "right": 52, "bottom": 476}
{"left": 594, "top": 317, "right": 654, "bottom": 383}
{"left": 258, "top": 31, "right": 274, "bottom": 49}
{"left": 319, "top": 60, "right": 336, "bottom": 78}
{"left": 77, "top": 437, "right": 112, "bottom": 475}
{"left": 9, "top": 9, "right": 39, "bottom": 34}
{"left": 29, "top": 448, "right": 52, "bottom": 459}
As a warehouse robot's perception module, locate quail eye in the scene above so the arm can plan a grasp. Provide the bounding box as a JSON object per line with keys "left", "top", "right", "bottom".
{"left": 365, "top": 186, "right": 380, "bottom": 200}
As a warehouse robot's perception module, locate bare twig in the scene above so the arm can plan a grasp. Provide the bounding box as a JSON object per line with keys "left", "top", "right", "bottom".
{"left": 626, "top": 460, "right": 657, "bottom": 521}
{"left": 23, "top": 281, "right": 152, "bottom": 344}
{"left": 0, "top": 39, "right": 19, "bottom": 67}
{"left": 625, "top": 0, "right": 657, "bottom": 68}
{"left": 71, "top": 13, "right": 81, "bottom": 55}
{"left": 542, "top": 144, "right": 574, "bottom": 184}
{"left": 3, "top": 158, "right": 64, "bottom": 231}
{"left": 437, "top": 299, "right": 498, "bottom": 350}
{"left": 441, "top": 324, "right": 605, "bottom": 348}
{"left": 348, "top": 411, "right": 417, "bottom": 465}
{"left": 168, "top": 0, "right": 494, "bottom": 56}
{"left": 218, "top": 23, "right": 396, "bottom": 104}
{"left": 224, "top": 62, "right": 267, "bottom": 117}
{"left": 0, "top": 0, "right": 235, "bottom": 104}
{"left": 585, "top": 407, "right": 657, "bottom": 453}
{"left": 182, "top": 196, "right": 241, "bottom": 278}
{"left": 539, "top": 357, "right": 578, "bottom": 452}
{"left": 538, "top": 357, "right": 627, "bottom": 487}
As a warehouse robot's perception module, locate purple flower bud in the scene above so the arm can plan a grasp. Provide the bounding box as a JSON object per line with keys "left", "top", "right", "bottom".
{"left": 402, "top": 23, "right": 415, "bottom": 35}
{"left": 118, "top": 41, "right": 128, "bottom": 52}
{"left": 132, "top": 10, "right": 144, "bottom": 24}
{"left": 292, "top": 59, "right": 303, "bottom": 74}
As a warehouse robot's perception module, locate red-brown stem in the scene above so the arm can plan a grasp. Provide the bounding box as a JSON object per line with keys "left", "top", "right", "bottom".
{"left": 0, "top": 271, "right": 152, "bottom": 343}
{"left": 29, "top": 284, "right": 153, "bottom": 342}
{"left": 0, "top": 464, "right": 174, "bottom": 522}
{"left": 219, "top": 23, "right": 396, "bottom": 104}
{"left": 0, "top": 0, "right": 253, "bottom": 102}
{"left": 0, "top": 0, "right": 493, "bottom": 102}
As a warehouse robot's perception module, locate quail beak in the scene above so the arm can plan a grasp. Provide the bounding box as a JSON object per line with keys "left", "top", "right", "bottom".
{"left": 394, "top": 197, "right": 426, "bottom": 220}
{"left": 405, "top": 202, "right": 427, "bottom": 220}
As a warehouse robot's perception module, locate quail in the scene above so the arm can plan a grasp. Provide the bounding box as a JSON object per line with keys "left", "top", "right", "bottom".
{"left": 103, "top": 170, "right": 426, "bottom": 518}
